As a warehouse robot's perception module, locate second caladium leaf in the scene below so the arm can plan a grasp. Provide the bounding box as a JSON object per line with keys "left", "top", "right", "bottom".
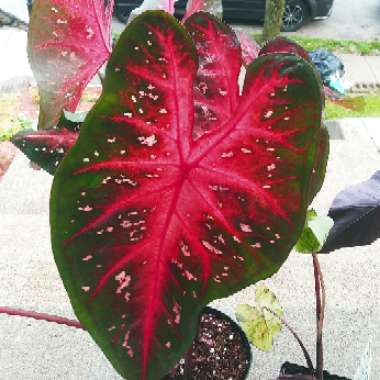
{"left": 51, "top": 11, "right": 323, "bottom": 380}
{"left": 28, "top": 0, "right": 114, "bottom": 130}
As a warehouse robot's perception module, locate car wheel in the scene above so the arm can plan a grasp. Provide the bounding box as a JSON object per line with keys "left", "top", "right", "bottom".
{"left": 114, "top": 5, "right": 132, "bottom": 24}
{"left": 282, "top": 0, "right": 309, "bottom": 32}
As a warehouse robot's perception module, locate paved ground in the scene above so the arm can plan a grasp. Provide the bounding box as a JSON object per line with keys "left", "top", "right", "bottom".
{"left": 231, "top": 0, "right": 380, "bottom": 41}
{"left": 296, "top": 0, "right": 380, "bottom": 41}
{"left": 0, "top": 118, "right": 379, "bottom": 379}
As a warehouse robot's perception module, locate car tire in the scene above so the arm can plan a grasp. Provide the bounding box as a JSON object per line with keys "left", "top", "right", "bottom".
{"left": 282, "top": 0, "right": 309, "bottom": 32}
{"left": 114, "top": 4, "right": 132, "bottom": 24}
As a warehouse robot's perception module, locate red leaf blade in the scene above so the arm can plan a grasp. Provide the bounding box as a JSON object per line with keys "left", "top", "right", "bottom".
{"left": 236, "top": 31, "right": 260, "bottom": 66}
{"left": 28, "top": 0, "right": 114, "bottom": 129}
{"left": 184, "top": 12, "right": 242, "bottom": 138}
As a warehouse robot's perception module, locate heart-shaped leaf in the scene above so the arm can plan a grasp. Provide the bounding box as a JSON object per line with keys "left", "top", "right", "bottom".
{"left": 295, "top": 209, "right": 333, "bottom": 254}
{"left": 51, "top": 11, "right": 323, "bottom": 380}
{"left": 321, "top": 171, "right": 380, "bottom": 253}
{"left": 28, "top": 0, "right": 114, "bottom": 130}
{"left": 236, "top": 285, "right": 283, "bottom": 351}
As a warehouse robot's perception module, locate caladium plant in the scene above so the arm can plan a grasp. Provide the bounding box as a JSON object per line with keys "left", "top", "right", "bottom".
{"left": 50, "top": 9, "right": 323, "bottom": 380}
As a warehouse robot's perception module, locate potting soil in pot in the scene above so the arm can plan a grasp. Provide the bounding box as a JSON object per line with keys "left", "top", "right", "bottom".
{"left": 162, "top": 307, "right": 251, "bottom": 380}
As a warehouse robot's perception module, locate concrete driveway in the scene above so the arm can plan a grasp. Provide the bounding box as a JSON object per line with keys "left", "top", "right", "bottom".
{"left": 113, "top": 0, "right": 380, "bottom": 41}
{"left": 298, "top": 0, "right": 380, "bottom": 41}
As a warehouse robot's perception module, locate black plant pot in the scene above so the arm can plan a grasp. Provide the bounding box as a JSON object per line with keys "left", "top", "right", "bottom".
{"left": 280, "top": 362, "right": 352, "bottom": 380}
{"left": 162, "top": 307, "right": 252, "bottom": 380}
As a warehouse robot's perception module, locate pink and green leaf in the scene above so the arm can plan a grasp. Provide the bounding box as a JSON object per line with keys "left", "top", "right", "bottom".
{"left": 50, "top": 11, "right": 323, "bottom": 380}
{"left": 12, "top": 128, "right": 78, "bottom": 174}
{"left": 28, "top": 0, "right": 114, "bottom": 130}
{"left": 236, "top": 31, "right": 260, "bottom": 66}
{"left": 184, "top": 12, "right": 241, "bottom": 138}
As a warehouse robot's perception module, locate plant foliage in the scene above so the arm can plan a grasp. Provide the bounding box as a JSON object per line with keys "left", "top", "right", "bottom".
{"left": 50, "top": 10, "right": 323, "bottom": 380}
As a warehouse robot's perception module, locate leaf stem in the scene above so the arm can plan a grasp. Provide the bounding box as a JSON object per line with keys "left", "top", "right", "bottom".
{"left": 312, "top": 254, "right": 325, "bottom": 380}
{"left": 0, "top": 306, "right": 83, "bottom": 330}
{"left": 263, "top": 307, "right": 314, "bottom": 371}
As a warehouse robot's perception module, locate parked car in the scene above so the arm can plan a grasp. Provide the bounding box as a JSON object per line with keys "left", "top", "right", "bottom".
{"left": 27, "top": 0, "right": 334, "bottom": 32}
{"left": 114, "top": 0, "right": 334, "bottom": 31}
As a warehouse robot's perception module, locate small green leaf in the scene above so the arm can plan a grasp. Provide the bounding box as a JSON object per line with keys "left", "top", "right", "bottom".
{"left": 236, "top": 285, "right": 283, "bottom": 352}
{"left": 295, "top": 209, "right": 334, "bottom": 254}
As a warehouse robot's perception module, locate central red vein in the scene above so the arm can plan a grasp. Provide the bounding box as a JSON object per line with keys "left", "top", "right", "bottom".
{"left": 141, "top": 174, "right": 186, "bottom": 379}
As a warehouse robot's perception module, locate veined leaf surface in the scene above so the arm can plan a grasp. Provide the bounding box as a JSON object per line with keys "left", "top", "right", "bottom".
{"left": 184, "top": 12, "right": 241, "bottom": 138}
{"left": 51, "top": 11, "right": 323, "bottom": 380}
{"left": 28, "top": 0, "right": 114, "bottom": 130}
{"left": 183, "top": 0, "right": 223, "bottom": 21}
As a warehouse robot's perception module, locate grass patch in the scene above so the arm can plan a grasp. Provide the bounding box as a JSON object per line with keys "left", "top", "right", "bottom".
{"left": 252, "top": 33, "right": 380, "bottom": 55}
{"left": 0, "top": 117, "right": 32, "bottom": 142}
{"left": 325, "top": 94, "right": 380, "bottom": 119}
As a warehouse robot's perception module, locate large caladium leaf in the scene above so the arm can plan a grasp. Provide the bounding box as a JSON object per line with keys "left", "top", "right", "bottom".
{"left": 321, "top": 171, "right": 380, "bottom": 253}
{"left": 51, "top": 11, "right": 323, "bottom": 380}
{"left": 28, "top": 0, "right": 114, "bottom": 130}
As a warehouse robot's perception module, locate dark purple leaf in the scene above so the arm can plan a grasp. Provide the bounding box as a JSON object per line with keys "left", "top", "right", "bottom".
{"left": 50, "top": 11, "right": 323, "bottom": 380}
{"left": 321, "top": 171, "right": 380, "bottom": 253}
